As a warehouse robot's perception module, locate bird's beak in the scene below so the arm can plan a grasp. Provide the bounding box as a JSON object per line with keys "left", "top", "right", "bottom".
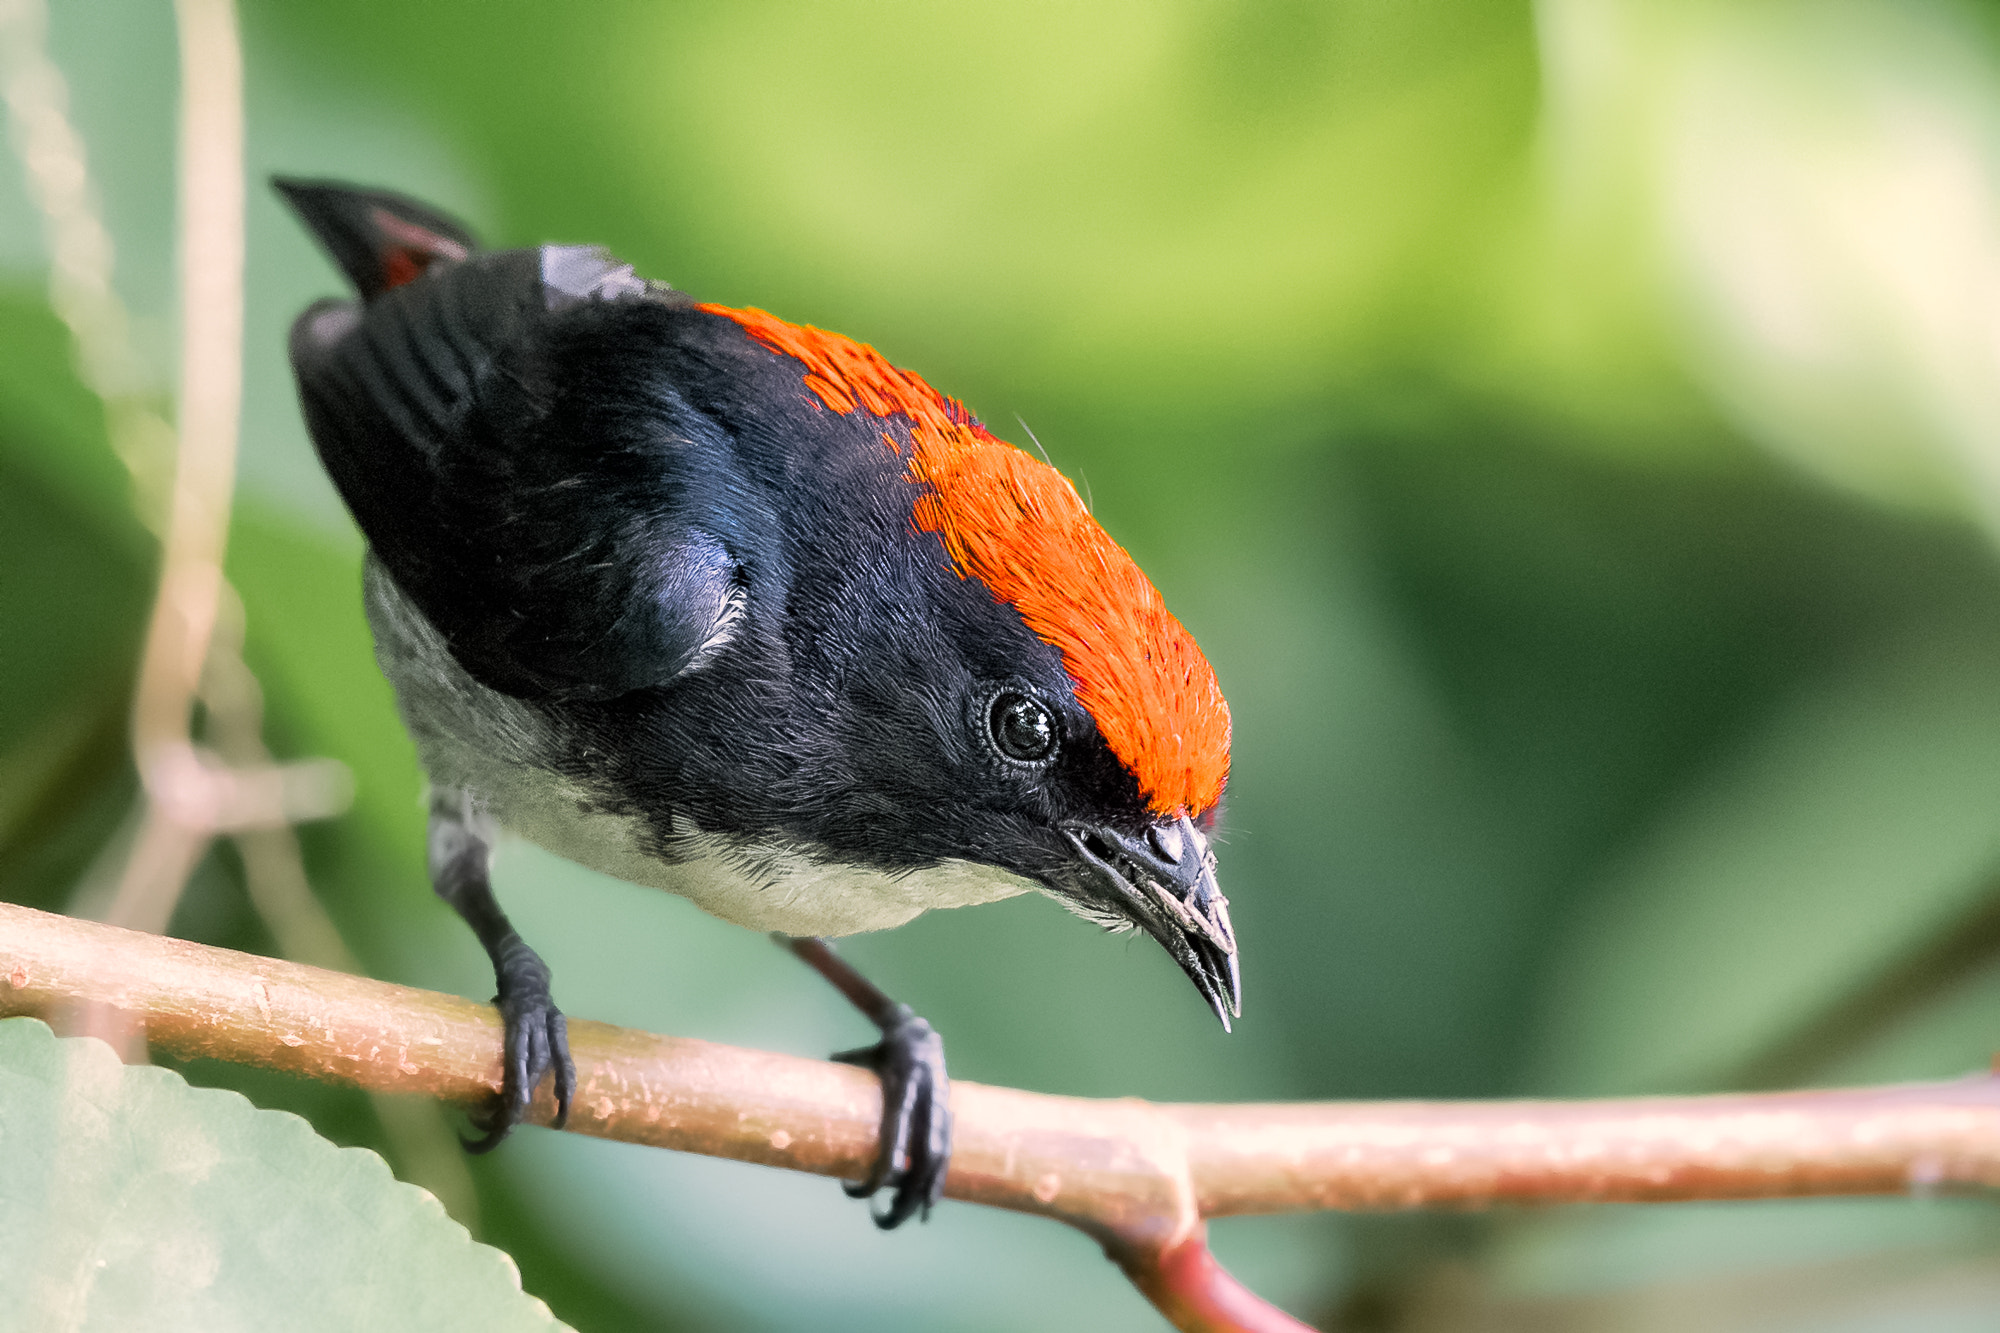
{"left": 1063, "top": 812, "right": 1241, "bottom": 1030}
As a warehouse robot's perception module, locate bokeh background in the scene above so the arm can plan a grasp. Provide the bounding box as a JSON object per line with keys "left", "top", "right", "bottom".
{"left": 9, "top": 1, "right": 2000, "bottom": 1328}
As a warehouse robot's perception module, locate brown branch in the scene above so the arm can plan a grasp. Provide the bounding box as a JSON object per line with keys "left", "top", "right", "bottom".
{"left": 7, "top": 902, "right": 2000, "bottom": 1331}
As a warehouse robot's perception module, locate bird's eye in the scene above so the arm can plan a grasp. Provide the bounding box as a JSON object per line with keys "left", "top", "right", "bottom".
{"left": 988, "top": 692, "right": 1057, "bottom": 764}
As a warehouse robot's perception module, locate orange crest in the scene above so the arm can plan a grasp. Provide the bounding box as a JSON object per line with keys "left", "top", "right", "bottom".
{"left": 702, "top": 304, "right": 1231, "bottom": 817}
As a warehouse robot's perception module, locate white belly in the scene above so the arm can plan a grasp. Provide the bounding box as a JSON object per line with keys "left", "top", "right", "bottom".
{"left": 483, "top": 760, "right": 1035, "bottom": 936}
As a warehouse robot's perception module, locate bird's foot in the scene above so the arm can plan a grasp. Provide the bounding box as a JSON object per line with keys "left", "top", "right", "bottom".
{"left": 833, "top": 1003, "right": 952, "bottom": 1229}
{"left": 465, "top": 952, "right": 575, "bottom": 1153}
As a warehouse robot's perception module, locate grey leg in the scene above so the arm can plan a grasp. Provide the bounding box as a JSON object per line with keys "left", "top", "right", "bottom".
{"left": 779, "top": 934, "right": 951, "bottom": 1228}
{"left": 430, "top": 792, "right": 574, "bottom": 1150}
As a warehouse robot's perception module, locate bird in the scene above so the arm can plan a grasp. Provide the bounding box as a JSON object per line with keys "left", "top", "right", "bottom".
{"left": 274, "top": 178, "right": 1238, "bottom": 1230}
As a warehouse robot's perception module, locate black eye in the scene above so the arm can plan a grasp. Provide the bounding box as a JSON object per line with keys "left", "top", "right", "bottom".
{"left": 988, "top": 692, "right": 1057, "bottom": 764}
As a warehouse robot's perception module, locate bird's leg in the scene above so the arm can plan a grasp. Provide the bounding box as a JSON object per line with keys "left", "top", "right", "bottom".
{"left": 430, "top": 792, "right": 574, "bottom": 1151}
{"left": 778, "top": 934, "right": 951, "bottom": 1229}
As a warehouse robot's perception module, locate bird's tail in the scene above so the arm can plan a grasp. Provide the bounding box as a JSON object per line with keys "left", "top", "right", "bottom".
{"left": 272, "top": 177, "right": 479, "bottom": 301}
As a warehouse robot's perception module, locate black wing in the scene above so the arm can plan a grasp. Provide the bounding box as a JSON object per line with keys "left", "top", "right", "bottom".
{"left": 278, "top": 179, "right": 750, "bottom": 702}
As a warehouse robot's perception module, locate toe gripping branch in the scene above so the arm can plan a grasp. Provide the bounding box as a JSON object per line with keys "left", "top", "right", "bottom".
{"left": 780, "top": 935, "right": 952, "bottom": 1229}
{"left": 430, "top": 810, "right": 575, "bottom": 1152}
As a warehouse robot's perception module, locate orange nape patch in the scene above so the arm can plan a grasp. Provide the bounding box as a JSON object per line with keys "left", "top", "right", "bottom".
{"left": 702, "top": 304, "right": 1231, "bottom": 817}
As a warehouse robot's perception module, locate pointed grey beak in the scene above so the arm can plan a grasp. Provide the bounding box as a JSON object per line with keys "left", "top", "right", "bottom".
{"left": 1063, "top": 812, "right": 1241, "bottom": 1030}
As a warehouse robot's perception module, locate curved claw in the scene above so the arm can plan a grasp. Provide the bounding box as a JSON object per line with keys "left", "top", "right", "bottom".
{"left": 464, "top": 985, "right": 575, "bottom": 1154}
{"left": 833, "top": 1005, "right": 952, "bottom": 1228}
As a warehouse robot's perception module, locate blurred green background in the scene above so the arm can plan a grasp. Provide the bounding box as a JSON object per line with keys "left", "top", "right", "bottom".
{"left": 9, "top": 0, "right": 2000, "bottom": 1328}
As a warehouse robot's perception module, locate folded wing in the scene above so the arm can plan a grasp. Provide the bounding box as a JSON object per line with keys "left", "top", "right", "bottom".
{"left": 277, "top": 179, "right": 745, "bottom": 703}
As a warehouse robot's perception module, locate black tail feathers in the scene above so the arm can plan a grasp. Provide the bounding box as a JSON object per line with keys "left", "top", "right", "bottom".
{"left": 273, "top": 177, "right": 479, "bottom": 301}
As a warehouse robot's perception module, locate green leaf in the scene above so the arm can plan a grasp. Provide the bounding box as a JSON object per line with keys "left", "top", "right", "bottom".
{"left": 0, "top": 286, "right": 138, "bottom": 536}
{"left": 0, "top": 1018, "right": 569, "bottom": 1332}
{"left": 0, "top": 291, "right": 149, "bottom": 906}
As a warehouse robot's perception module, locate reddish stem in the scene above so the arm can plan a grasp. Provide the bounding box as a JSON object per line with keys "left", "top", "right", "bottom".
{"left": 1118, "top": 1229, "right": 1317, "bottom": 1333}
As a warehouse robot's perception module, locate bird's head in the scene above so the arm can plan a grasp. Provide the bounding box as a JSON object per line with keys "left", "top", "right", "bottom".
{"left": 701, "top": 308, "right": 1240, "bottom": 1029}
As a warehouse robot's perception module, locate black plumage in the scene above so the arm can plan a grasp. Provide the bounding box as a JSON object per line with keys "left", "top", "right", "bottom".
{"left": 277, "top": 179, "right": 1239, "bottom": 1229}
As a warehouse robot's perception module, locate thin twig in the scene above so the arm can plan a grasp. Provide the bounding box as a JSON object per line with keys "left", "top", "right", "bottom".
{"left": 127, "top": 0, "right": 245, "bottom": 774}
{"left": 107, "top": 0, "right": 345, "bottom": 939}
{"left": 0, "top": 0, "right": 466, "bottom": 1221}
{"left": 0, "top": 0, "right": 175, "bottom": 520}
{"left": 6, "top": 902, "right": 2000, "bottom": 1333}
